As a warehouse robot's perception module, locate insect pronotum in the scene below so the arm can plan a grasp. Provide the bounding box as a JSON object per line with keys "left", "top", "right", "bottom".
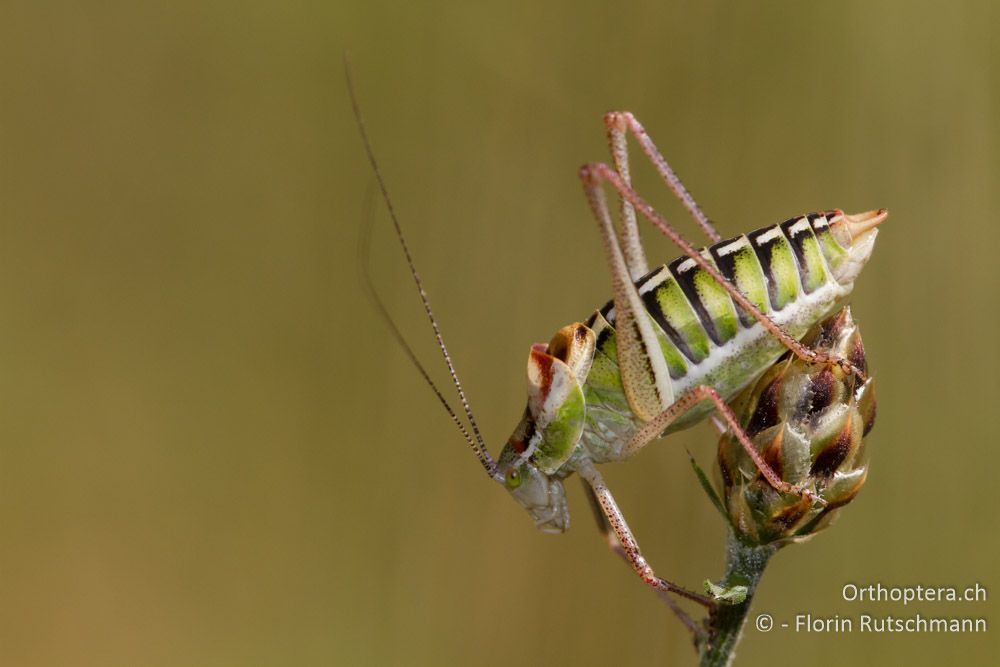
{"left": 347, "top": 65, "right": 886, "bottom": 611}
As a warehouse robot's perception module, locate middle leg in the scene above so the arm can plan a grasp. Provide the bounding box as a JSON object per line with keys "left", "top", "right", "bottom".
{"left": 623, "top": 384, "right": 826, "bottom": 505}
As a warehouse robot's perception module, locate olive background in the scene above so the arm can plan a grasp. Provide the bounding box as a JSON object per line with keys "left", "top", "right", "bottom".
{"left": 0, "top": 2, "right": 996, "bottom": 666}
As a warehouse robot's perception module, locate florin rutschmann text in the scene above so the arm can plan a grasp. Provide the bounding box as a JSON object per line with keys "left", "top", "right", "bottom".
{"left": 752, "top": 583, "right": 988, "bottom": 635}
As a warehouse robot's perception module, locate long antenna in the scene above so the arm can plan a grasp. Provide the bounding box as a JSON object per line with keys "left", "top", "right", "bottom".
{"left": 346, "top": 56, "right": 500, "bottom": 481}
{"left": 357, "top": 187, "right": 496, "bottom": 477}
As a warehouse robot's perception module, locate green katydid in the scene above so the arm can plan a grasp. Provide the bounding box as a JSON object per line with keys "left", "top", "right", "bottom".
{"left": 348, "top": 70, "right": 885, "bottom": 610}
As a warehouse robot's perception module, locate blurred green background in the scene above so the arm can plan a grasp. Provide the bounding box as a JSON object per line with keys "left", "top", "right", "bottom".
{"left": 0, "top": 1, "right": 996, "bottom": 665}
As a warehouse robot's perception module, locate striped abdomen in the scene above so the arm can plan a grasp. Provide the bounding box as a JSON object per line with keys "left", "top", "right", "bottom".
{"left": 578, "top": 211, "right": 855, "bottom": 462}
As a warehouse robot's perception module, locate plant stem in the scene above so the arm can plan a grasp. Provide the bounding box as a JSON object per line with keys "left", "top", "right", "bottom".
{"left": 698, "top": 532, "right": 778, "bottom": 667}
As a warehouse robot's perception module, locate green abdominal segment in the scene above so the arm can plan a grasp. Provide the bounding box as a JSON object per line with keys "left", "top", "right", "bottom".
{"left": 576, "top": 212, "right": 851, "bottom": 464}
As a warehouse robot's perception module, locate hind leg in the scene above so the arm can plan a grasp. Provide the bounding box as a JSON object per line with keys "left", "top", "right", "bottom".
{"left": 579, "top": 162, "right": 865, "bottom": 381}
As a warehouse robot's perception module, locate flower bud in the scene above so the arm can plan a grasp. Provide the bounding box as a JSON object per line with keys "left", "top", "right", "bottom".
{"left": 716, "top": 307, "right": 876, "bottom": 546}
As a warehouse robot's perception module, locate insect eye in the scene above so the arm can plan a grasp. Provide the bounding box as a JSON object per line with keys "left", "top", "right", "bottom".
{"left": 505, "top": 468, "right": 522, "bottom": 489}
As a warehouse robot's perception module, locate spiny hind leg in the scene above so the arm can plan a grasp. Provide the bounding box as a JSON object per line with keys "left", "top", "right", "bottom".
{"left": 579, "top": 163, "right": 864, "bottom": 380}
{"left": 581, "top": 169, "right": 676, "bottom": 421}
{"left": 604, "top": 112, "right": 648, "bottom": 280}
{"left": 577, "top": 463, "right": 716, "bottom": 609}
{"left": 623, "top": 384, "right": 826, "bottom": 505}
{"left": 604, "top": 111, "right": 721, "bottom": 248}
{"left": 580, "top": 480, "right": 705, "bottom": 636}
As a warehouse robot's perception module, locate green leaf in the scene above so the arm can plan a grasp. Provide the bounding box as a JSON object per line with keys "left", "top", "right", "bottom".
{"left": 704, "top": 579, "right": 749, "bottom": 605}
{"left": 688, "top": 450, "right": 727, "bottom": 520}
